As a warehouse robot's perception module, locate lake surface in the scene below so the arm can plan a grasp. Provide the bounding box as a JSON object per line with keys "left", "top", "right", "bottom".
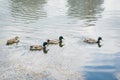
{"left": 0, "top": 0, "right": 120, "bottom": 80}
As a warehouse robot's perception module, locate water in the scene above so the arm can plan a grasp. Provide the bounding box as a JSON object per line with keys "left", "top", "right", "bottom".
{"left": 0, "top": 0, "right": 120, "bottom": 80}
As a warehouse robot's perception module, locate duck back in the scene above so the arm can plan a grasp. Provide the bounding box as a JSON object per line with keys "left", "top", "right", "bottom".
{"left": 84, "top": 38, "right": 97, "bottom": 44}
{"left": 30, "top": 45, "right": 43, "bottom": 50}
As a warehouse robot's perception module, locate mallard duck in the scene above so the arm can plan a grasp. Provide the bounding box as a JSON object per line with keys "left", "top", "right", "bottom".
{"left": 6, "top": 36, "right": 19, "bottom": 45}
{"left": 30, "top": 42, "right": 48, "bottom": 51}
{"left": 84, "top": 37, "right": 102, "bottom": 44}
{"left": 47, "top": 36, "right": 64, "bottom": 44}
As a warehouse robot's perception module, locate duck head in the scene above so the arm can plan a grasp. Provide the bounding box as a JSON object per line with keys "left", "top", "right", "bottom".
{"left": 59, "top": 36, "right": 64, "bottom": 43}
{"left": 59, "top": 36, "right": 64, "bottom": 40}
{"left": 15, "top": 36, "right": 19, "bottom": 40}
{"left": 43, "top": 42, "right": 48, "bottom": 47}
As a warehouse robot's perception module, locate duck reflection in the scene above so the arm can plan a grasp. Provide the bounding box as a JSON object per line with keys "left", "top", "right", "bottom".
{"left": 67, "top": 0, "right": 104, "bottom": 26}
{"left": 98, "top": 43, "right": 103, "bottom": 48}
{"left": 43, "top": 48, "right": 49, "bottom": 54}
{"left": 10, "top": 0, "right": 47, "bottom": 23}
{"left": 97, "top": 42, "right": 102, "bottom": 48}
{"left": 59, "top": 42, "right": 64, "bottom": 47}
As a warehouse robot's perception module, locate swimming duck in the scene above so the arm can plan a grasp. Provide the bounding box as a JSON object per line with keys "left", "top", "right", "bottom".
{"left": 30, "top": 42, "right": 48, "bottom": 51}
{"left": 47, "top": 36, "right": 64, "bottom": 44}
{"left": 84, "top": 37, "right": 102, "bottom": 44}
{"left": 6, "top": 36, "right": 19, "bottom": 45}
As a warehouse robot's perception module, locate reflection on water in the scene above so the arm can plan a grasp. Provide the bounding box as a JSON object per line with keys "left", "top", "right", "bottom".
{"left": 84, "top": 52, "right": 120, "bottom": 80}
{"left": 0, "top": 0, "right": 120, "bottom": 80}
{"left": 59, "top": 42, "right": 64, "bottom": 47}
{"left": 97, "top": 42, "right": 102, "bottom": 48}
{"left": 67, "top": 0, "right": 104, "bottom": 27}
{"left": 10, "top": 0, "right": 47, "bottom": 23}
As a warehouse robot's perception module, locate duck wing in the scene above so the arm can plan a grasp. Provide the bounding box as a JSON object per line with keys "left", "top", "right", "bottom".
{"left": 30, "top": 45, "right": 43, "bottom": 50}
{"left": 84, "top": 38, "right": 97, "bottom": 43}
{"left": 48, "top": 39, "right": 59, "bottom": 44}
{"left": 6, "top": 39, "right": 15, "bottom": 45}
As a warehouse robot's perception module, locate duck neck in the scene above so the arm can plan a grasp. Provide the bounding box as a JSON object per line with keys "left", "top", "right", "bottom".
{"left": 43, "top": 42, "right": 47, "bottom": 48}
{"left": 43, "top": 46, "right": 46, "bottom": 49}
{"left": 59, "top": 39, "right": 62, "bottom": 43}
{"left": 97, "top": 39, "right": 100, "bottom": 43}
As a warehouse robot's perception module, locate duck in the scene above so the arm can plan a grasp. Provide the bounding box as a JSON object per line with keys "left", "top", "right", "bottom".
{"left": 47, "top": 36, "right": 64, "bottom": 44}
{"left": 6, "top": 36, "right": 19, "bottom": 45}
{"left": 84, "top": 37, "right": 102, "bottom": 44}
{"left": 30, "top": 42, "right": 48, "bottom": 51}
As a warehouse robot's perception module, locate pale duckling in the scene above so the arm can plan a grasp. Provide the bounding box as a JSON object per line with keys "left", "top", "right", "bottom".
{"left": 6, "top": 36, "right": 19, "bottom": 45}
{"left": 30, "top": 42, "right": 48, "bottom": 51}
{"left": 84, "top": 37, "right": 102, "bottom": 44}
{"left": 47, "top": 36, "right": 64, "bottom": 44}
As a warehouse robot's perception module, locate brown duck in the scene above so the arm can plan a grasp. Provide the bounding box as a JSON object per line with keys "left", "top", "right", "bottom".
{"left": 84, "top": 37, "right": 102, "bottom": 44}
{"left": 47, "top": 36, "right": 64, "bottom": 44}
{"left": 30, "top": 42, "right": 48, "bottom": 51}
{"left": 6, "top": 36, "right": 19, "bottom": 45}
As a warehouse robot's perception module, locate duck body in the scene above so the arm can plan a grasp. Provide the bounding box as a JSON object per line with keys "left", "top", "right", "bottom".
{"left": 6, "top": 36, "right": 19, "bottom": 45}
{"left": 30, "top": 45, "right": 43, "bottom": 50}
{"left": 47, "top": 36, "right": 64, "bottom": 44}
{"left": 30, "top": 42, "right": 47, "bottom": 51}
{"left": 84, "top": 37, "right": 102, "bottom": 44}
{"left": 84, "top": 38, "right": 97, "bottom": 44}
{"left": 47, "top": 39, "right": 60, "bottom": 44}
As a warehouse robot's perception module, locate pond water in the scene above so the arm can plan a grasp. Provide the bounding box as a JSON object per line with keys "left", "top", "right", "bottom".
{"left": 0, "top": 0, "right": 120, "bottom": 80}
